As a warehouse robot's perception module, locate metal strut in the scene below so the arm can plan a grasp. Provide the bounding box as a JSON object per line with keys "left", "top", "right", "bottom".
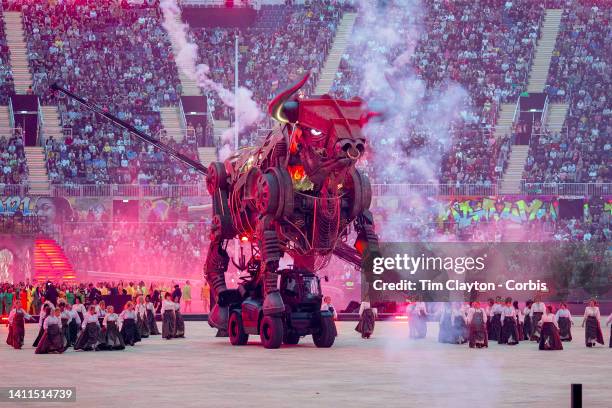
{"left": 50, "top": 84, "right": 208, "bottom": 176}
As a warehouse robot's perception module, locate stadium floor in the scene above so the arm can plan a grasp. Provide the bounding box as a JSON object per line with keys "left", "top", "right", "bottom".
{"left": 0, "top": 321, "right": 610, "bottom": 407}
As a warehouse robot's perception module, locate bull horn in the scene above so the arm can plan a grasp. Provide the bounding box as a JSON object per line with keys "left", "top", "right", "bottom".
{"left": 267, "top": 73, "right": 310, "bottom": 123}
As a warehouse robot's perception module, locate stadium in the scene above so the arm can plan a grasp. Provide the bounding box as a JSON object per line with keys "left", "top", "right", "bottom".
{"left": 0, "top": 0, "right": 609, "bottom": 407}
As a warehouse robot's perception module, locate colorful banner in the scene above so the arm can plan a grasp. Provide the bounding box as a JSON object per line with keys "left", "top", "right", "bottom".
{"left": 438, "top": 197, "right": 559, "bottom": 227}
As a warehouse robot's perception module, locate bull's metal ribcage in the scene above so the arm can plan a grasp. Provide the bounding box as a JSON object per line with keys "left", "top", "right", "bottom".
{"left": 312, "top": 194, "right": 340, "bottom": 252}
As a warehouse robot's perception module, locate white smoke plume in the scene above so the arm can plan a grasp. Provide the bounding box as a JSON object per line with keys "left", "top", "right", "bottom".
{"left": 351, "top": 0, "right": 472, "bottom": 241}
{"left": 160, "top": 0, "right": 262, "bottom": 160}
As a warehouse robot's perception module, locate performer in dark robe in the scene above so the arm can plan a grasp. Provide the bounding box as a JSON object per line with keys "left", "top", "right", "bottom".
{"left": 485, "top": 299, "right": 494, "bottom": 335}
{"left": 321, "top": 296, "right": 338, "bottom": 337}
{"left": 35, "top": 309, "right": 66, "bottom": 354}
{"left": 499, "top": 298, "right": 520, "bottom": 345}
{"left": 136, "top": 297, "right": 150, "bottom": 338}
{"left": 538, "top": 306, "right": 563, "bottom": 350}
{"left": 73, "top": 297, "right": 86, "bottom": 324}
{"left": 409, "top": 300, "right": 428, "bottom": 339}
{"left": 31, "top": 287, "right": 42, "bottom": 315}
{"left": 59, "top": 303, "right": 70, "bottom": 349}
{"left": 355, "top": 300, "right": 376, "bottom": 339}
{"left": 451, "top": 303, "right": 468, "bottom": 344}
{"left": 523, "top": 300, "right": 533, "bottom": 341}
{"left": 530, "top": 299, "right": 546, "bottom": 341}
{"left": 119, "top": 302, "right": 141, "bottom": 346}
{"left": 555, "top": 303, "right": 573, "bottom": 342}
{"left": 43, "top": 282, "right": 58, "bottom": 306}
{"left": 488, "top": 298, "right": 503, "bottom": 342}
{"left": 582, "top": 300, "right": 604, "bottom": 347}
{"left": 66, "top": 303, "right": 81, "bottom": 347}
{"left": 96, "top": 307, "right": 125, "bottom": 351}
{"left": 438, "top": 303, "right": 453, "bottom": 343}
{"left": 152, "top": 289, "right": 162, "bottom": 313}
{"left": 96, "top": 301, "right": 107, "bottom": 327}
{"left": 174, "top": 299, "right": 185, "bottom": 338}
{"left": 513, "top": 301, "right": 524, "bottom": 341}
{"left": 161, "top": 294, "right": 176, "bottom": 339}
{"left": 606, "top": 312, "right": 612, "bottom": 348}
{"left": 467, "top": 301, "right": 488, "bottom": 348}
{"left": 74, "top": 306, "right": 101, "bottom": 351}
{"left": 145, "top": 296, "right": 160, "bottom": 335}
{"left": 32, "top": 303, "right": 53, "bottom": 347}
{"left": 6, "top": 302, "right": 33, "bottom": 349}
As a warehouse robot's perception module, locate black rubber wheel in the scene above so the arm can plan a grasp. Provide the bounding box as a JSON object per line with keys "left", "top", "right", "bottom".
{"left": 228, "top": 312, "right": 248, "bottom": 345}
{"left": 283, "top": 331, "right": 300, "bottom": 345}
{"left": 259, "top": 316, "right": 283, "bottom": 349}
{"left": 313, "top": 316, "right": 336, "bottom": 348}
{"left": 206, "top": 161, "right": 228, "bottom": 194}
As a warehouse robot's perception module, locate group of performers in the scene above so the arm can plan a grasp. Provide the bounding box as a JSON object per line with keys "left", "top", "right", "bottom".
{"left": 5, "top": 294, "right": 186, "bottom": 353}
{"left": 0, "top": 280, "right": 197, "bottom": 318}
{"left": 431, "top": 297, "right": 611, "bottom": 350}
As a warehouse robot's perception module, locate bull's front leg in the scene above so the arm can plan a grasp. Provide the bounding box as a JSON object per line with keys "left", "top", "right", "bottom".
{"left": 257, "top": 215, "right": 285, "bottom": 316}
{"left": 354, "top": 209, "right": 381, "bottom": 299}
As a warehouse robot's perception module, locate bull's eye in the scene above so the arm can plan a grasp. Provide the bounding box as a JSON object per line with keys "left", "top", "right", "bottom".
{"left": 356, "top": 143, "right": 365, "bottom": 153}
{"left": 310, "top": 128, "right": 322, "bottom": 136}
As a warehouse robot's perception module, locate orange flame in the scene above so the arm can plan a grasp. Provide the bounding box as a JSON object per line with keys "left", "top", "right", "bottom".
{"left": 288, "top": 165, "right": 305, "bottom": 181}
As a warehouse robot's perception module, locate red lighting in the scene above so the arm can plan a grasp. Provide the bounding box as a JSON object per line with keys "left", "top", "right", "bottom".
{"left": 394, "top": 315, "right": 408, "bottom": 320}
{"left": 289, "top": 128, "right": 302, "bottom": 154}
{"left": 33, "top": 238, "right": 76, "bottom": 283}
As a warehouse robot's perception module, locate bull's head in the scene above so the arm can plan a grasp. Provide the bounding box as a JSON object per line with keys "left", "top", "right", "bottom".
{"left": 268, "top": 74, "right": 375, "bottom": 188}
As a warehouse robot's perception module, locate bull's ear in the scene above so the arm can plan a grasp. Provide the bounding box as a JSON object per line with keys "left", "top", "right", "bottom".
{"left": 359, "top": 111, "right": 382, "bottom": 127}
{"left": 268, "top": 74, "right": 310, "bottom": 123}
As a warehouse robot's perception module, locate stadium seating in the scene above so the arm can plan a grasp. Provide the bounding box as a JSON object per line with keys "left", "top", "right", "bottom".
{"left": 331, "top": 0, "right": 544, "bottom": 185}
{"left": 21, "top": 1, "right": 196, "bottom": 184}
{"left": 0, "top": 10, "right": 14, "bottom": 105}
{"left": 526, "top": 3, "right": 610, "bottom": 183}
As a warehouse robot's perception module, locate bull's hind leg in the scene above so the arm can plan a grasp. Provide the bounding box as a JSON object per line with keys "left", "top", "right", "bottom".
{"left": 204, "top": 236, "right": 231, "bottom": 331}
{"left": 204, "top": 161, "right": 236, "bottom": 331}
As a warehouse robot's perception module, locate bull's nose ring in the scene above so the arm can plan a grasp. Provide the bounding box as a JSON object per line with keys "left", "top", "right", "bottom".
{"left": 347, "top": 148, "right": 360, "bottom": 160}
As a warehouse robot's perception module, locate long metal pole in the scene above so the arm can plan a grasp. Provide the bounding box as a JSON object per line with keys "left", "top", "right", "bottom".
{"left": 234, "top": 34, "right": 239, "bottom": 150}
{"left": 233, "top": 33, "right": 240, "bottom": 264}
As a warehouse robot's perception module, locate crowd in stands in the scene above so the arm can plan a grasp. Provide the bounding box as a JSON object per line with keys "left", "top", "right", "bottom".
{"left": 0, "top": 132, "right": 27, "bottom": 185}
{"left": 0, "top": 10, "right": 14, "bottom": 104}
{"left": 20, "top": 1, "right": 201, "bottom": 184}
{"left": 23, "top": 1, "right": 180, "bottom": 107}
{"left": 333, "top": 0, "right": 544, "bottom": 107}
{"left": 191, "top": 1, "right": 342, "bottom": 123}
{"left": 0, "top": 1, "right": 607, "bottom": 188}
{"left": 43, "top": 119, "right": 200, "bottom": 185}
{"left": 331, "top": 0, "right": 544, "bottom": 185}
{"left": 528, "top": 3, "right": 610, "bottom": 183}
{"left": 441, "top": 126, "right": 512, "bottom": 186}
{"left": 62, "top": 220, "right": 209, "bottom": 280}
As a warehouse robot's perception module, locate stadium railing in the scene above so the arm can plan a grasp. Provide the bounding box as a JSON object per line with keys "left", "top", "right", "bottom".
{"left": 521, "top": 182, "right": 612, "bottom": 197}
{"left": 370, "top": 183, "right": 499, "bottom": 197}
{"left": 36, "top": 182, "right": 612, "bottom": 198}
{"left": 49, "top": 184, "right": 210, "bottom": 198}
{"left": 0, "top": 184, "right": 29, "bottom": 196}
